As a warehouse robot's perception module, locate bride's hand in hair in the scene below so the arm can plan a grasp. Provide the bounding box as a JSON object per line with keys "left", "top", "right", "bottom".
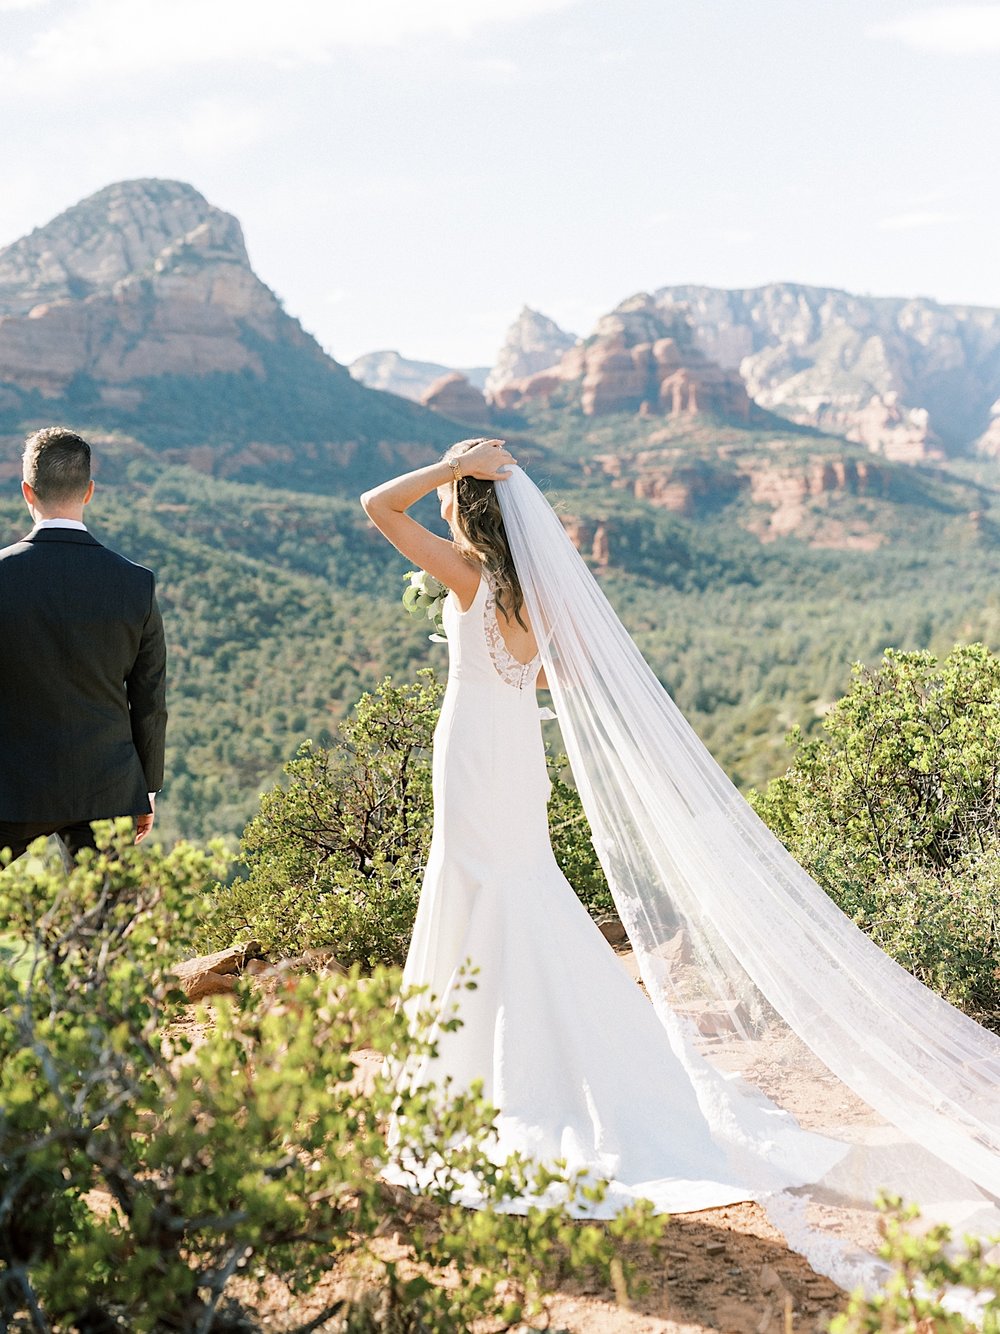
{"left": 457, "top": 438, "right": 517, "bottom": 481}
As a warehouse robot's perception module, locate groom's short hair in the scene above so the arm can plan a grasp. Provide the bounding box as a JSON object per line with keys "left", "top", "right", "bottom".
{"left": 23, "top": 427, "right": 92, "bottom": 503}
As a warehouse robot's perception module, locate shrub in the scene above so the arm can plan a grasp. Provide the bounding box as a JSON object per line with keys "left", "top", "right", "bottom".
{"left": 827, "top": 845, "right": 1000, "bottom": 1024}
{"left": 203, "top": 673, "right": 443, "bottom": 967}
{"left": 547, "top": 753, "right": 614, "bottom": 917}
{"left": 0, "top": 825, "right": 664, "bottom": 1332}
{"left": 750, "top": 644, "right": 1000, "bottom": 1026}
{"left": 829, "top": 1196, "right": 1000, "bottom": 1333}
{"left": 204, "top": 676, "right": 613, "bottom": 965}
{"left": 750, "top": 644, "right": 1000, "bottom": 887}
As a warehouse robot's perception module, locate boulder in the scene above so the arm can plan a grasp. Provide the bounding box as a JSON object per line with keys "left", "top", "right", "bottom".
{"left": 595, "top": 913, "right": 629, "bottom": 948}
{"left": 420, "top": 371, "right": 492, "bottom": 426}
{"left": 172, "top": 940, "right": 262, "bottom": 1001}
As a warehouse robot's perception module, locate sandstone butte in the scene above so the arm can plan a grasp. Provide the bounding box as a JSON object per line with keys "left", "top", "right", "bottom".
{"left": 0, "top": 178, "right": 340, "bottom": 406}
{"left": 487, "top": 296, "right": 752, "bottom": 424}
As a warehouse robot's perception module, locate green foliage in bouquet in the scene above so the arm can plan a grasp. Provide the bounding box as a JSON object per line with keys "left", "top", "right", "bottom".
{"left": 829, "top": 1196, "right": 1000, "bottom": 1333}
{"left": 204, "top": 675, "right": 613, "bottom": 966}
{"left": 750, "top": 644, "right": 1000, "bottom": 1025}
{"left": 0, "top": 826, "right": 665, "bottom": 1332}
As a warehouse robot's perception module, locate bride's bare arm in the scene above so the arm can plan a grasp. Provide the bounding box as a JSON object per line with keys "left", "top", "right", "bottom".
{"left": 360, "top": 440, "right": 516, "bottom": 603}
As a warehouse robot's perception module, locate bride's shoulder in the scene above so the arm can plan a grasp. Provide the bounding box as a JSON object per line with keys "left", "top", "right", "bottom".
{"left": 451, "top": 556, "right": 487, "bottom": 613}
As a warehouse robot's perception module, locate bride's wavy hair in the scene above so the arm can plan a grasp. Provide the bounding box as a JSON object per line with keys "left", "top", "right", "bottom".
{"left": 443, "top": 438, "right": 527, "bottom": 629}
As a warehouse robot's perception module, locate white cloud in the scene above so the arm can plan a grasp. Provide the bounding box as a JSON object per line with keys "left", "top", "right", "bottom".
{"left": 868, "top": 4, "right": 1000, "bottom": 55}
{"left": 5, "top": 0, "right": 578, "bottom": 85}
{"left": 878, "top": 209, "right": 969, "bottom": 230}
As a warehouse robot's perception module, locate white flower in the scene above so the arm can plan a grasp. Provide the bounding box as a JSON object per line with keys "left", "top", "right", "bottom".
{"left": 411, "top": 570, "right": 445, "bottom": 597}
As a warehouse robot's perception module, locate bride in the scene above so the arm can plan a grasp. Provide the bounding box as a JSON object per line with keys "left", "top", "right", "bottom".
{"left": 361, "top": 437, "right": 1000, "bottom": 1288}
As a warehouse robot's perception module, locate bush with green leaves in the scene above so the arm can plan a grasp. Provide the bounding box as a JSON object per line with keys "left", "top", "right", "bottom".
{"left": 547, "top": 754, "right": 614, "bottom": 917}
{"left": 750, "top": 644, "right": 1000, "bottom": 1025}
{"left": 751, "top": 644, "right": 1000, "bottom": 883}
{"left": 0, "top": 825, "right": 664, "bottom": 1332}
{"left": 204, "top": 673, "right": 612, "bottom": 965}
{"left": 203, "top": 673, "right": 443, "bottom": 967}
{"left": 829, "top": 1196, "right": 1000, "bottom": 1333}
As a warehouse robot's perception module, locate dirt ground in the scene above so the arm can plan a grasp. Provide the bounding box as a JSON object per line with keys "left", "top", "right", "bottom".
{"left": 233, "top": 1195, "right": 847, "bottom": 1333}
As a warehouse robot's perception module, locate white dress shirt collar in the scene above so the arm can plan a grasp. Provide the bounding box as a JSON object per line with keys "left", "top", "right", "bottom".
{"left": 35, "top": 518, "right": 88, "bottom": 531}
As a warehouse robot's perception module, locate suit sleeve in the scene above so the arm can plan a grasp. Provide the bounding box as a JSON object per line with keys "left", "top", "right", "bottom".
{"left": 126, "top": 576, "right": 168, "bottom": 793}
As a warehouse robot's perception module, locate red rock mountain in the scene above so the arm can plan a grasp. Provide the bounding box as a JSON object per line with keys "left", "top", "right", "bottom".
{"left": 483, "top": 306, "right": 578, "bottom": 402}
{"left": 489, "top": 295, "right": 752, "bottom": 422}
{"left": 0, "top": 179, "right": 317, "bottom": 402}
{"left": 0, "top": 179, "right": 451, "bottom": 484}
{"left": 420, "top": 371, "right": 491, "bottom": 426}
{"left": 648, "top": 283, "right": 1000, "bottom": 459}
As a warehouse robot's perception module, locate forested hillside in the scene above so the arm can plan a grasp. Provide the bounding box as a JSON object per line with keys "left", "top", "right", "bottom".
{"left": 4, "top": 428, "right": 1000, "bottom": 843}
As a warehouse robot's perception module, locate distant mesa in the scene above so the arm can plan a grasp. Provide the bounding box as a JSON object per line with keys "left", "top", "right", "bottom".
{"left": 487, "top": 284, "right": 1000, "bottom": 459}
{"left": 349, "top": 349, "right": 489, "bottom": 401}
{"left": 491, "top": 294, "right": 752, "bottom": 423}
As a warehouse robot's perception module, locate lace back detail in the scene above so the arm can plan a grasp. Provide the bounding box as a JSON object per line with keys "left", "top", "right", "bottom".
{"left": 483, "top": 574, "right": 537, "bottom": 690}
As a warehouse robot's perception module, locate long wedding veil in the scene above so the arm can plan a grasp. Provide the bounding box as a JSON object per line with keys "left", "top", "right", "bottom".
{"left": 497, "top": 465, "right": 1000, "bottom": 1288}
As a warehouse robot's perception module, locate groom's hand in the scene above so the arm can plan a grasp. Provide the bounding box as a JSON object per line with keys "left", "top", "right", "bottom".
{"left": 135, "top": 793, "right": 156, "bottom": 844}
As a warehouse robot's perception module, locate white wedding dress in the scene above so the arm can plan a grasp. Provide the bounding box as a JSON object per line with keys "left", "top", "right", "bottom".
{"left": 401, "top": 570, "right": 841, "bottom": 1215}
{"left": 394, "top": 469, "right": 1000, "bottom": 1293}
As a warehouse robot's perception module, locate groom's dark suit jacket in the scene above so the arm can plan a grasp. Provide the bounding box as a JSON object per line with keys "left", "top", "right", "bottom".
{"left": 0, "top": 526, "right": 167, "bottom": 823}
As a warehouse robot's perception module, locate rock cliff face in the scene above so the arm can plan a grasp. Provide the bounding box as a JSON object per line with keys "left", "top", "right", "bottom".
{"left": 587, "top": 441, "right": 897, "bottom": 548}
{"left": 349, "top": 350, "right": 488, "bottom": 401}
{"left": 648, "top": 283, "right": 1000, "bottom": 457}
{"left": 491, "top": 295, "right": 752, "bottom": 421}
{"left": 484, "top": 306, "right": 578, "bottom": 401}
{"left": 0, "top": 179, "right": 220, "bottom": 314}
{"left": 0, "top": 179, "right": 451, "bottom": 483}
{"left": 973, "top": 398, "right": 1000, "bottom": 457}
{"left": 0, "top": 179, "right": 322, "bottom": 399}
{"left": 420, "top": 371, "right": 491, "bottom": 427}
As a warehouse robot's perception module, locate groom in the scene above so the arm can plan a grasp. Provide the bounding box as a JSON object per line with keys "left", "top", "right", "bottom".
{"left": 0, "top": 427, "right": 167, "bottom": 864}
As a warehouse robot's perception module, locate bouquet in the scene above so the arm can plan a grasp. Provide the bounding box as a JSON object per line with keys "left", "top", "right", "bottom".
{"left": 402, "top": 569, "right": 448, "bottom": 640}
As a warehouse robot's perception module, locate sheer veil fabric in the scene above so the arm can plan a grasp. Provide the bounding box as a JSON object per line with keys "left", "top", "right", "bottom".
{"left": 496, "top": 466, "right": 1000, "bottom": 1289}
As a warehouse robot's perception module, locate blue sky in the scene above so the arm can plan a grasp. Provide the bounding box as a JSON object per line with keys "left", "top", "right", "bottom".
{"left": 1, "top": 0, "right": 997, "bottom": 366}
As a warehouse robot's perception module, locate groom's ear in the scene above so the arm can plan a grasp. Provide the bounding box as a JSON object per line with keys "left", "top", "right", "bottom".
{"left": 21, "top": 480, "right": 35, "bottom": 509}
{"left": 83, "top": 479, "right": 95, "bottom": 506}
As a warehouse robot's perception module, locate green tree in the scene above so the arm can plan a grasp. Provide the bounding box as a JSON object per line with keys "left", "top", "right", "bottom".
{"left": 750, "top": 644, "right": 1000, "bottom": 885}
